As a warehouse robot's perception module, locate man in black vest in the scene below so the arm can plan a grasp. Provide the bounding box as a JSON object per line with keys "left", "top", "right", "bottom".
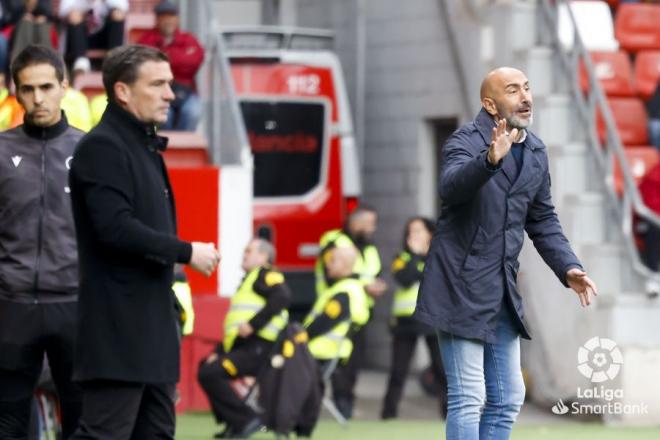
{"left": 69, "top": 45, "right": 220, "bottom": 439}
{"left": 0, "top": 44, "right": 83, "bottom": 440}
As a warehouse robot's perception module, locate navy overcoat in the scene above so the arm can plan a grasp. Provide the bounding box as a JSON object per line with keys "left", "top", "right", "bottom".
{"left": 414, "top": 109, "right": 582, "bottom": 343}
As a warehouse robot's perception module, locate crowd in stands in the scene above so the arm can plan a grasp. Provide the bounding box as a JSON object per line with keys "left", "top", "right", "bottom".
{"left": 0, "top": 0, "right": 203, "bottom": 132}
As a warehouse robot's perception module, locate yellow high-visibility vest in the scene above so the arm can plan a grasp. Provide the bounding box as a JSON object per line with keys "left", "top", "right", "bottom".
{"left": 223, "top": 267, "right": 289, "bottom": 352}
{"left": 314, "top": 229, "right": 382, "bottom": 307}
{"left": 390, "top": 251, "right": 425, "bottom": 317}
{"left": 304, "top": 277, "right": 369, "bottom": 360}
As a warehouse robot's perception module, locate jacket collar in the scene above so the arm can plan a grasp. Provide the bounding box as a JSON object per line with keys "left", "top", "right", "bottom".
{"left": 103, "top": 101, "right": 168, "bottom": 151}
{"left": 22, "top": 112, "right": 69, "bottom": 140}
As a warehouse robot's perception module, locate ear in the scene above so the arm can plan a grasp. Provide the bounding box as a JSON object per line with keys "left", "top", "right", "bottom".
{"left": 113, "top": 82, "right": 131, "bottom": 105}
{"left": 61, "top": 78, "right": 69, "bottom": 91}
{"left": 482, "top": 97, "right": 498, "bottom": 117}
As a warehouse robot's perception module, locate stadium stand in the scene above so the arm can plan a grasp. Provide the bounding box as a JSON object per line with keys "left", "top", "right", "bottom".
{"left": 597, "top": 97, "right": 650, "bottom": 146}
{"left": 579, "top": 50, "right": 636, "bottom": 97}
{"left": 634, "top": 50, "right": 660, "bottom": 100}
{"left": 558, "top": 0, "right": 619, "bottom": 51}
{"left": 614, "top": 3, "right": 660, "bottom": 53}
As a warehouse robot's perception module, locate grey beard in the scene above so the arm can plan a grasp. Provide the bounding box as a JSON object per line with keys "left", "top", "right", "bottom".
{"left": 507, "top": 113, "right": 534, "bottom": 130}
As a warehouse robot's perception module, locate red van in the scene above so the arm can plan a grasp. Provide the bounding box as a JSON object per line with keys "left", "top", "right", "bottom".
{"left": 224, "top": 28, "right": 362, "bottom": 313}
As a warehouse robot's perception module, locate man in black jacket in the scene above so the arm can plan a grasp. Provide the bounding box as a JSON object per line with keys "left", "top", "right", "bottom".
{"left": 0, "top": 44, "right": 83, "bottom": 439}
{"left": 68, "top": 45, "right": 220, "bottom": 439}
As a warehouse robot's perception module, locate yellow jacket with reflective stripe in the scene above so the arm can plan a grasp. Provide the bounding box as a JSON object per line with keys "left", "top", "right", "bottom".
{"left": 314, "top": 229, "right": 382, "bottom": 307}
{"left": 173, "top": 281, "right": 195, "bottom": 335}
{"left": 223, "top": 267, "right": 289, "bottom": 352}
{"left": 390, "top": 251, "right": 425, "bottom": 317}
{"left": 304, "top": 277, "right": 369, "bottom": 360}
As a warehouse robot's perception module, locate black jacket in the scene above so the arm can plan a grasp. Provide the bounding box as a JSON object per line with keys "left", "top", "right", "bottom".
{"left": 0, "top": 115, "right": 83, "bottom": 302}
{"left": 69, "top": 102, "right": 192, "bottom": 383}
{"left": 258, "top": 323, "right": 323, "bottom": 437}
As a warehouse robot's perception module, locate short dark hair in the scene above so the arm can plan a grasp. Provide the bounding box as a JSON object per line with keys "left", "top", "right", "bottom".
{"left": 102, "top": 45, "right": 169, "bottom": 102}
{"left": 11, "top": 45, "right": 65, "bottom": 87}
{"left": 402, "top": 216, "right": 435, "bottom": 250}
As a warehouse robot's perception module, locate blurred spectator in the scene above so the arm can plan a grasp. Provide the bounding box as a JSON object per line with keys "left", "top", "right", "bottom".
{"left": 89, "top": 91, "right": 106, "bottom": 125}
{"left": 647, "top": 83, "right": 660, "bottom": 151}
{"left": 0, "top": 74, "right": 24, "bottom": 129}
{"left": 61, "top": 71, "right": 93, "bottom": 131}
{"left": 639, "top": 161, "right": 660, "bottom": 271}
{"left": 59, "top": 0, "right": 127, "bottom": 72}
{"left": 9, "top": 0, "right": 54, "bottom": 62}
{"left": 0, "top": 0, "right": 54, "bottom": 78}
{"left": 138, "top": 1, "right": 204, "bottom": 131}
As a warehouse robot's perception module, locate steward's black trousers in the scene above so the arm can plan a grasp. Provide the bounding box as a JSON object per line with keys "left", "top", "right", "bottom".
{"left": 0, "top": 298, "right": 82, "bottom": 439}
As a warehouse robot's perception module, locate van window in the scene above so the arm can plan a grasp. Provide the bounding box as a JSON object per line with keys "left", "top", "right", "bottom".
{"left": 241, "top": 101, "right": 325, "bottom": 197}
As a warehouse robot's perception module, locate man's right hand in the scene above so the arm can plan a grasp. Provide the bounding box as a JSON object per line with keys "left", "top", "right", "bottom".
{"left": 488, "top": 118, "right": 518, "bottom": 165}
{"left": 190, "top": 242, "right": 220, "bottom": 277}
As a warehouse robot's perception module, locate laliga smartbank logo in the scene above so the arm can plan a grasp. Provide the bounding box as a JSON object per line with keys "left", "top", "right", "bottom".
{"left": 551, "top": 337, "right": 648, "bottom": 416}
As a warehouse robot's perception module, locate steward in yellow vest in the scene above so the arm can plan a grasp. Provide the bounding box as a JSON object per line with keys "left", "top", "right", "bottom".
{"left": 314, "top": 205, "right": 386, "bottom": 420}
{"left": 304, "top": 246, "right": 369, "bottom": 361}
{"left": 198, "top": 238, "right": 291, "bottom": 439}
{"left": 381, "top": 217, "right": 447, "bottom": 420}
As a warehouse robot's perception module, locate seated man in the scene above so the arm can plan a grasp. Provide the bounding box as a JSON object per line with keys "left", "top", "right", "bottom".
{"left": 304, "top": 246, "right": 369, "bottom": 369}
{"left": 58, "top": 0, "right": 127, "bottom": 71}
{"left": 198, "top": 238, "right": 291, "bottom": 439}
{"left": 138, "top": 1, "right": 204, "bottom": 131}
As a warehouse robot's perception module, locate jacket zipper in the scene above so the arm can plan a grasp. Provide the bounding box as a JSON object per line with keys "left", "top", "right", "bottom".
{"left": 33, "top": 136, "right": 47, "bottom": 302}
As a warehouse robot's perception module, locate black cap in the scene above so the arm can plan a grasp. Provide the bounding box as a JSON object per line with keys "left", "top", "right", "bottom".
{"left": 154, "top": 1, "right": 179, "bottom": 15}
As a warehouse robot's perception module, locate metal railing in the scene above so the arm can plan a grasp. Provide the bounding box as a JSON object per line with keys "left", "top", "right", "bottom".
{"left": 203, "top": 32, "right": 252, "bottom": 166}
{"left": 538, "top": 0, "right": 660, "bottom": 290}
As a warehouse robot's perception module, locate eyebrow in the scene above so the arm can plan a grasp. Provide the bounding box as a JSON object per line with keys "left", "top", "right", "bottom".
{"left": 505, "top": 81, "right": 529, "bottom": 89}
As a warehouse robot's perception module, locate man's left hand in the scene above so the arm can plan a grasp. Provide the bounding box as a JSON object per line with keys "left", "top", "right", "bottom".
{"left": 566, "top": 268, "right": 598, "bottom": 307}
{"left": 238, "top": 322, "right": 254, "bottom": 338}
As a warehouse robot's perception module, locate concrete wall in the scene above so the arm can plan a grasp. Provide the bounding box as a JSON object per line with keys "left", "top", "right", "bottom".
{"left": 296, "top": 0, "right": 472, "bottom": 368}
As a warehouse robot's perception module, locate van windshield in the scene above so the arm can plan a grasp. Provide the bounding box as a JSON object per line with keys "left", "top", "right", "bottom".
{"left": 241, "top": 101, "right": 325, "bottom": 197}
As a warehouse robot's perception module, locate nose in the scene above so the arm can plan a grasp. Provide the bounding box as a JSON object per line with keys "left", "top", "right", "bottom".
{"left": 33, "top": 88, "right": 44, "bottom": 104}
{"left": 164, "top": 83, "right": 175, "bottom": 102}
{"left": 521, "top": 88, "right": 532, "bottom": 105}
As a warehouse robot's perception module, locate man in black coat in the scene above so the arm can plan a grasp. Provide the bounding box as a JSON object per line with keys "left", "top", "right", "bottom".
{"left": 414, "top": 67, "right": 598, "bottom": 440}
{"left": 68, "top": 45, "right": 220, "bottom": 439}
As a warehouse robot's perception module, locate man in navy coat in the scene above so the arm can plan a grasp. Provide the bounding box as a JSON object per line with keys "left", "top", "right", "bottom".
{"left": 414, "top": 67, "right": 598, "bottom": 440}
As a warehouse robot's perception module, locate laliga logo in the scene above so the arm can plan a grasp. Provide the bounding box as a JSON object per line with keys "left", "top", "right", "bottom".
{"left": 577, "top": 336, "right": 623, "bottom": 383}
{"left": 551, "top": 399, "right": 569, "bottom": 415}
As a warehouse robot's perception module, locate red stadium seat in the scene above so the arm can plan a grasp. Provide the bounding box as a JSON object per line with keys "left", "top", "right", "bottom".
{"left": 615, "top": 4, "right": 660, "bottom": 52}
{"left": 126, "top": 12, "right": 156, "bottom": 44}
{"left": 579, "top": 51, "right": 636, "bottom": 97}
{"left": 161, "top": 131, "right": 211, "bottom": 168}
{"left": 634, "top": 51, "right": 660, "bottom": 100}
{"left": 613, "top": 146, "right": 660, "bottom": 196}
{"left": 597, "top": 97, "right": 649, "bottom": 146}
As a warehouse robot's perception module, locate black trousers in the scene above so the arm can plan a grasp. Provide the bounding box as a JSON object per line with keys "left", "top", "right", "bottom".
{"left": 0, "top": 299, "right": 82, "bottom": 440}
{"left": 65, "top": 17, "right": 124, "bottom": 65}
{"left": 330, "top": 324, "right": 367, "bottom": 418}
{"left": 197, "top": 337, "right": 273, "bottom": 430}
{"left": 70, "top": 380, "right": 175, "bottom": 440}
{"left": 381, "top": 332, "right": 448, "bottom": 418}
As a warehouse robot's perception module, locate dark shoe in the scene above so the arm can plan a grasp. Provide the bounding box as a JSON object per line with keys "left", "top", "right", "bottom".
{"left": 214, "top": 425, "right": 235, "bottom": 438}
{"left": 233, "top": 417, "right": 264, "bottom": 439}
{"left": 334, "top": 397, "right": 353, "bottom": 420}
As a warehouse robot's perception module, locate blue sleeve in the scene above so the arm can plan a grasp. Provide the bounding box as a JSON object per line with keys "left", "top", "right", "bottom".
{"left": 438, "top": 130, "right": 502, "bottom": 205}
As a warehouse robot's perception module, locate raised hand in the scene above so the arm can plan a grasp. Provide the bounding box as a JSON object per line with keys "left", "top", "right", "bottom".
{"left": 566, "top": 268, "right": 598, "bottom": 307}
{"left": 488, "top": 118, "right": 518, "bottom": 165}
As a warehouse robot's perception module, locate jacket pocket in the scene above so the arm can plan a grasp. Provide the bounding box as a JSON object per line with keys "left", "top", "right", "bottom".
{"left": 460, "top": 226, "right": 489, "bottom": 276}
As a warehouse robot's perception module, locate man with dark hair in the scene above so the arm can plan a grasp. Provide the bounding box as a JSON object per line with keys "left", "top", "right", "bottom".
{"left": 314, "top": 204, "right": 386, "bottom": 419}
{"left": 0, "top": 44, "right": 83, "bottom": 439}
{"left": 69, "top": 44, "right": 221, "bottom": 439}
{"left": 198, "top": 238, "right": 291, "bottom": 439}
